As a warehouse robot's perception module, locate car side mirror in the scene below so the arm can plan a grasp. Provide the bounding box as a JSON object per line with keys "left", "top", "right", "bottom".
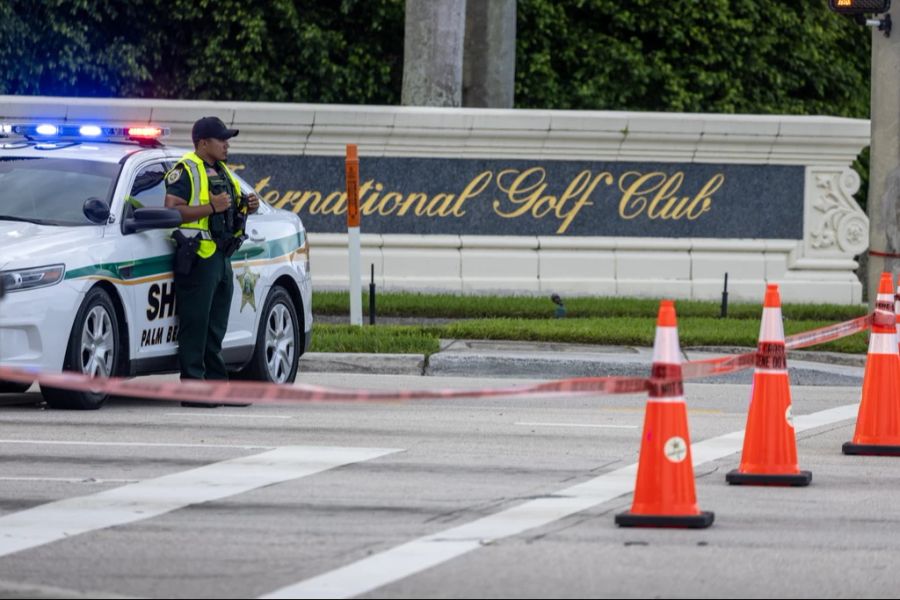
{"left": 123, "top": 208, "right": 183, "bottom": 233}
{"left": 83, "top": 197, "right": 111, "bottom": 224}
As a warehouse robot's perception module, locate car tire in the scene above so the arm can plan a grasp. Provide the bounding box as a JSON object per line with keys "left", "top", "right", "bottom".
{"left": 235, "top": 286, "right": 300, "bottom": 385}
{"left": 42, "top": 287, "right": 120, "bottom": 410}
{"left": 0, "top": 380, "right": 33, "bottom": 394}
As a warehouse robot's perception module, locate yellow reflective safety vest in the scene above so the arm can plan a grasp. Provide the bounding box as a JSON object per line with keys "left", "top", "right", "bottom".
{"left": 172, "top": 152, "right": 242, "bottom": 258}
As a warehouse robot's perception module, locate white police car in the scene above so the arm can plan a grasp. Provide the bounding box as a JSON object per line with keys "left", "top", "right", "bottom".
{"left": 0, "top": 123, "right": 312, "bottom": 409}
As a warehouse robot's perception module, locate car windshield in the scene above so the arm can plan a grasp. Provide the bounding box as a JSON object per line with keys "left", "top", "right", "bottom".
{"left": 0, "top": 157, "right": 119, "bottom": 226}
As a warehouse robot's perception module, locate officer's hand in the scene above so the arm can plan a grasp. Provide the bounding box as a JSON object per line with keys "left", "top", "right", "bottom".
{"left": 247, "top": 193, "right": 260, "bottom": 214}
{"left": 210, "top": 192, "right": 231, "bottom": 214}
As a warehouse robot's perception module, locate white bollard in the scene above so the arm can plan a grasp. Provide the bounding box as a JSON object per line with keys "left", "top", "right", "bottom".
{"left": 346, "top": 144, "right": 362, "bottom": 326}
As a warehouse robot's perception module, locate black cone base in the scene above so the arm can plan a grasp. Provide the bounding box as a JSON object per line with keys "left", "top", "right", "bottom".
{"left": 843, "top": 442, "right": 900, "bottom": 456}
{"left": 726, "top": 469, "right": 811, "bottom": 486}
{"left": 615, "top": 510, "right": 714, "bottom": 529}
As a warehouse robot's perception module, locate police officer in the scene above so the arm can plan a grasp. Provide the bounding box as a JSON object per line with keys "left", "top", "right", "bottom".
{"left": 164, "top": 116, "right": 259, "bottom": 407}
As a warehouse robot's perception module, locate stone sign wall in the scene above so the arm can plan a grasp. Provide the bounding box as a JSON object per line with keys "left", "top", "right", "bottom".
{"left": 232, "top": 155, "right": 805, "bottom": 239}
{"left": 0, "top": 96, "right": 871, "bottom": 303}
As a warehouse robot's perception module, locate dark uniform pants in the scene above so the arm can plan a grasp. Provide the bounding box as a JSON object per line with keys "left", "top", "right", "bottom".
{"left": 174, "top": 250, "right": 233, "bottom": 380}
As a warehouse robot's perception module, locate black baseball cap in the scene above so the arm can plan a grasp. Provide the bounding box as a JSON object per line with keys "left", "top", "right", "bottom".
{"left": 191, "top": 116, "right": 239, "bottom": 144}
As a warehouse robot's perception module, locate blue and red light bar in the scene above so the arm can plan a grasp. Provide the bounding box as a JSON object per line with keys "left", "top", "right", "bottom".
{"left": 0, "top": 123, "right": 170, "bottom": 143}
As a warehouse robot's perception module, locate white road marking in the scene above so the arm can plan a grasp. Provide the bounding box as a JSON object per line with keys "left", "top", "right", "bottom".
{"left": 0, "top": 477, "right": 139, "bottom": 484}
{"left": 0, "top": 445, "right": 400, "bottom": 558}
{"left": 164, "top": 413, "right": 294, "bottom": 419}
{"left": 0, "top": 439, "right": 272, "bottom": 450}
{"left": 260, "top": 403, "right": 859, "bottom": 599}
{"left": 515, "top": 422, "right": 638, "bottom": 429}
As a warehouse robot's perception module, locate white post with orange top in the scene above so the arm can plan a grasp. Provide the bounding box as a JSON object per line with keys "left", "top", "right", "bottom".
{"left": 346, "top": 144, "right": 362, "bottom": 326}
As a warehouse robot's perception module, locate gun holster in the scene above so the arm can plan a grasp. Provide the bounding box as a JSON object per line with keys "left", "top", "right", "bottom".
{"left": 172, "top": 229, "right": 200, "bottom": 276}
{"left": 217, "top": 234, "right": 247, "bottom": 258}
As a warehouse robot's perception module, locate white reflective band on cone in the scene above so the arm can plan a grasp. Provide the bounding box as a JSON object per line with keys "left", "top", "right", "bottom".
{"left": 647, "top": 396, "right": 687, "bottom": 404}
{"left": 652, "top": 327, "right": 682, "bottom": 365}
{"left": 868, "top": 332, "right": 899, "bottom": 355}
{"left": 877, "top": 293, "right": 895, "bottom": 316}
{"left": 759, "top": 307, "right": 785, "bottom": 343}
{"left": 874, "top": 293, "right": 895, "bottom": 331}
{"left": 755, "top": 368, "right": 788, "bottom": 376}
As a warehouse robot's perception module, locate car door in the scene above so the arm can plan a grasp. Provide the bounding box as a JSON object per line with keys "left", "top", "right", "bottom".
{"left": 121, "top": 160, "right": 180, "bottom": 369}
{"left": 225, "top": 174, "right": 269, "bottom": 352}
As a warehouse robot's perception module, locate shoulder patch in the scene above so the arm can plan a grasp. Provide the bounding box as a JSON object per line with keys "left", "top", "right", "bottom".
{"left": 166, "top": 168, "right": 182, "bottom": 184}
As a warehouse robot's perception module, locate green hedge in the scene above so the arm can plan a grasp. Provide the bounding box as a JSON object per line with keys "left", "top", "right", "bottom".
{"left": 1, "top": 0, "right": 870, "bottom": 118}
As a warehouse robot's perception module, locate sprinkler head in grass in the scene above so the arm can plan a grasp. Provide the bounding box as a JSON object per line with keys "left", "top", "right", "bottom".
{"left": 551, "top": 293, "right": 566, "bottom": 318}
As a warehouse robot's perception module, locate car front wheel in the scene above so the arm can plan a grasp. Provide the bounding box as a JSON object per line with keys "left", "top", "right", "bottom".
{"left": 42, "top": 287, "right": 120, "bottom": 410}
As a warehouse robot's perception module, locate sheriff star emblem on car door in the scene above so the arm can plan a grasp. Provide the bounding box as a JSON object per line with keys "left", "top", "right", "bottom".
{"left": 236, "top": 263, "right": 260, "bottom": 312}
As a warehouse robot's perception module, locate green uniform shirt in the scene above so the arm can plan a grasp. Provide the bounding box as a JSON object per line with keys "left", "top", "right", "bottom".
{"left": 166, "top": 161, "right": 237, "bottom": 242}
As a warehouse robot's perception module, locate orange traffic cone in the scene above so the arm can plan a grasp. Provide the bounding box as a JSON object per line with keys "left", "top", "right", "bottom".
{"left": 844, "top": 272, "right": 900, "bottom": 455}
{"left": 726, "top": 284, "right": 811, "bottom": 486}
{"left": 615, "top": 300, "right": 714, "bottom": 528}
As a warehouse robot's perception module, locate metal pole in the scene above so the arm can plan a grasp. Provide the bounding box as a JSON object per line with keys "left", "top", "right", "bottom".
{"left": 720, "top": 272, "right": 729, "bottom": 319}
{"left": 369, "top": 263, "right": 376, "bottom": 326}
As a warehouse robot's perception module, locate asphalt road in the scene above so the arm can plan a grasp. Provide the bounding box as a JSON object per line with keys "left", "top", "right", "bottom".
{"left": 0, "top": 373, "right": 895, "bottom": 599}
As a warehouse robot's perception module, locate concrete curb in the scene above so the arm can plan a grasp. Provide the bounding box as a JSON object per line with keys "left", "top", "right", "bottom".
{"left": 302, "top": 340, "right": 866, "bottom": 386}
{"left": 302, "top": 352, "right": 425, "bottom": 376}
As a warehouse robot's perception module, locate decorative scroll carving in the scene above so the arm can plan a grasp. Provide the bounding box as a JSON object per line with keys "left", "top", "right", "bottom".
{"left": 807, "top": 168, "right": 868, "bottom": 256}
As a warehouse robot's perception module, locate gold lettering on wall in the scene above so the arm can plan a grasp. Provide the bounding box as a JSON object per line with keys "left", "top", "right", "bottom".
{"left": 247, "top": 165, "right": 726, "bottom": 234}
{"left": 494, "top": 168, "right": 614, "bottom": 234}
{"left": 618, "top": 171, "right": 722, "bottom": 221}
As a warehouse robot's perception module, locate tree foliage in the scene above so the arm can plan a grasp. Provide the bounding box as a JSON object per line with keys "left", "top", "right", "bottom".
{"left": 0, "top": 0, "right": 871, "bottom": 118}
{"left": 516, "top": 0, "right": 871, "bottom": 118}
{"left": 0, "top": 0, "right": 405, "bottom": 103}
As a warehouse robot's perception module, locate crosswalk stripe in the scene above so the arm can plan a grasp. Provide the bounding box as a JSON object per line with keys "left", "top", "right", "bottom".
{"left": 0, "top": 445, "right": 400, "bottom": 558}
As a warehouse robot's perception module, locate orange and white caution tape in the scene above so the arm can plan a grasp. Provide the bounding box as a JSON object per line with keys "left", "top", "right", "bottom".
{"left": 0, "top": 364, "right": 652, "bottom": 404}
{"left": 682, "top": 315, "right": 871, "bottom": 380}
{"left": 785, "top": 315, "right": 871, "bottom": 350}
{"left": 0, "top": 314, "right": 873, "bottom": 405}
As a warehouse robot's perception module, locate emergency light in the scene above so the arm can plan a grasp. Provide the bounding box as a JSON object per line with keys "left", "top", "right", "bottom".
{"left": 0, "top": 123, "right": 170, "bottom": 145}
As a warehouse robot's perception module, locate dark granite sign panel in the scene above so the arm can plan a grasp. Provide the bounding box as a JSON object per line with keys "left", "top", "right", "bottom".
{"left": 229, "top": 155, "right": 804, "bottom": 239}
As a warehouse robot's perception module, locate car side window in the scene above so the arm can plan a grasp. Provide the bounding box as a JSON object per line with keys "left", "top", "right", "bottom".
{"left": 124, "top": 162, "right": 169, "bottom": 218}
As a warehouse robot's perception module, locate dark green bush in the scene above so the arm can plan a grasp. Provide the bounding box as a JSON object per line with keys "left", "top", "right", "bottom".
{"left": 1, "top": 0, "right": 869, "bottom": 118}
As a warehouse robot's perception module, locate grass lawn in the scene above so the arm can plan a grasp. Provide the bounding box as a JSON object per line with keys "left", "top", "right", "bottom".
{"left": 310, "top": 292, "right": 870, "bottom": 355}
